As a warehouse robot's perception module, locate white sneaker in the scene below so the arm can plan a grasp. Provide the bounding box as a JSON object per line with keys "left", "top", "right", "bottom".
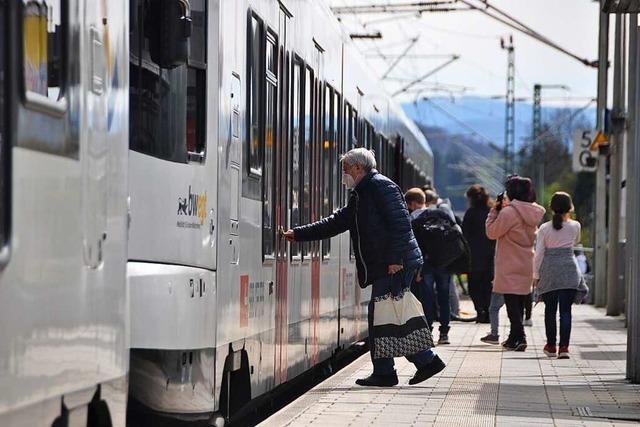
{"left": 523, "top": 318, "right": 533, "bottom": 327}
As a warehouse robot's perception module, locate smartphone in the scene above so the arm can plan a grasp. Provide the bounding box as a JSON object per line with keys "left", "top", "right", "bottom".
{"left": 496, "top": 192, "right": 505, "bottom": 211}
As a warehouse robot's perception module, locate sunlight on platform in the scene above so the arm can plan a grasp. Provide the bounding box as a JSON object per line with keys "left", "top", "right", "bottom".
{"left": 261, "top": 303, "right": 640, "bottom": 426}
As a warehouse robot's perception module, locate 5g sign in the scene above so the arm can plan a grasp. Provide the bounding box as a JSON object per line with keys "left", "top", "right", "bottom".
{"left": 572, "top": 129, "right": 598, "bottom": 173}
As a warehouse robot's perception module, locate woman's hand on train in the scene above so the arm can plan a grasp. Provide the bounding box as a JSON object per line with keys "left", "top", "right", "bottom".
{"left": 388, "top": 264, "right": 403, "bottom": 275}
{"left": 283, "top": 229, "right": 296, "bottom": 242}
{"left": 415, "top": 272, "right": 422, "bottom": 283}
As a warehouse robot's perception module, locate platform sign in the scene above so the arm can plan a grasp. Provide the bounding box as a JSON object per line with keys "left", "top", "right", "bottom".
{"left": 572, "top": 129, "right": 598, "bottom": 173}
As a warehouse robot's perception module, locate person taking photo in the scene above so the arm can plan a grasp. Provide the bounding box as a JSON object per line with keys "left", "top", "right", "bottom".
{"left": 486, "top": 176, "right": 545, "bottom": 352}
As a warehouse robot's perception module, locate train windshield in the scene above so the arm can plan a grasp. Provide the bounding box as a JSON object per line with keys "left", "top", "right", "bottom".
{"left": 129, "top": 0, "right": 207, "bottom": 163}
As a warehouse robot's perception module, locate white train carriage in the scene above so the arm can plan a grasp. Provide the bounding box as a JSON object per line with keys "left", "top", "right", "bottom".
{"left": 0, "top": 0, "right": 433, "bottom": 425}
{"left": 126, "top": 0, "right": 433, "bottom": 422}
{"left": 0, "top": 1, "right": 129, "bottom": 426}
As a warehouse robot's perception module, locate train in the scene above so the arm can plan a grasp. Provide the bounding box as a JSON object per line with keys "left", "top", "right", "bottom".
{"left": 0, "top": 0, "right": 433, "bottom": 425}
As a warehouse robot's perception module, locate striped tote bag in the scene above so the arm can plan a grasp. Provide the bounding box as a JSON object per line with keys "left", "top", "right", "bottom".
{"left": 372, "top": 275, "right": 434, "bottom": 359}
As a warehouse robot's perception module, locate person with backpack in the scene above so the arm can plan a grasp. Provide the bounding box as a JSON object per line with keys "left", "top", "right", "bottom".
{"left": 419, "top": 186, "right": 470, "bottom": 322}
{"left": 404, "top": 188, "right": 432, "bottom": 318}
{"left": 534, "top": 192, "right": 588, "bottom": 359}
{"left": 462, "top": 185, "right": 496, "bottom": 324}
{"left": 407, "top": 188, "right": 467, "bottom": 345}
{"left": 486, "top": 176, "right": 545, "bottom": 352}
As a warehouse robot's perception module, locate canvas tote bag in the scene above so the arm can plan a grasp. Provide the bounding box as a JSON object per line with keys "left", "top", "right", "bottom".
{"left": 372, "top": 272, "right": 434, "bottom": 359}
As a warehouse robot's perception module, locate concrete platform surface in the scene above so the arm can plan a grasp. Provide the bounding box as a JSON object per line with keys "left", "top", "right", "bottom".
{"left": 260, "top": 303, "right": 640, "bottom": 426}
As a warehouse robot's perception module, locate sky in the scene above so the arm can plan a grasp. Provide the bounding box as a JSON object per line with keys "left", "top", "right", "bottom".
{"left": 328, "top": 0, "right": 601, "bottom": 107}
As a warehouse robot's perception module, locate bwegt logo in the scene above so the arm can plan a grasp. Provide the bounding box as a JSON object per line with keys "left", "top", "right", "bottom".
{"left": 178, "top": 185, "right": 208, "bottom": 226}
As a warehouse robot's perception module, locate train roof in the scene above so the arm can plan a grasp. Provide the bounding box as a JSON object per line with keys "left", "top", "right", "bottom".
{"left": 316, "top": 0, "right": 433, "bottom": 174}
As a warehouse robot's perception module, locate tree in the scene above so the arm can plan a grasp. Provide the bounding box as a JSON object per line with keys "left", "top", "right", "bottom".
{"left": 517, "top": 109, "right": 595, "bottom": 244}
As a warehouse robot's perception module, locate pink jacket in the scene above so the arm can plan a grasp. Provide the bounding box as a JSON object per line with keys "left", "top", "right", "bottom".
{"left": 486, "top": 200, "right": 546, "bottom": 295}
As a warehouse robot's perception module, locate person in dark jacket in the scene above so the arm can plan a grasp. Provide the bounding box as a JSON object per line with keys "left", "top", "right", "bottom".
{"left": 284, "top": 148, "right": 445, "bottom": 387}
{"left": 462, "top": 185, "right": 496, "bottom": 324}
{"left": 405, "top": 188, "right": 455, "bottom": 345}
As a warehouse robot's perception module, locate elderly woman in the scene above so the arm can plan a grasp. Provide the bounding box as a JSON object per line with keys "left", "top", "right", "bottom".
{"left": 284, "top": 148, "right": 445, "bottom": 387}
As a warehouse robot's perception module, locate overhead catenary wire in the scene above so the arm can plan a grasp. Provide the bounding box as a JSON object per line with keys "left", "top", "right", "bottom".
{"left": 339, "top": 0, "right": 397, "bottom": 65}
{"left": 458, "top": 0, "right": 598, "bottom": 67}
{"left": 382, "top": 37, "right": 420, "bottom": 79}
{"left": 362, "top": 12, "right": 418, "bottom": 27}
{"left": 366, "top": 53, "right": 459, "bottom": 59}
{"left": 417, "top": 22, "right": 502, "bottom": 40}
{"left": 335, "top": 0, "right": 598, "bottom": 68}
{"left": 332, "top": 1, "right": 470, "bottom": 14}
{"left": 392, "top": 55, "right": 460, "bottom": 96}
{"left": 395, "top": 84, "right": 471, "bottom": 97}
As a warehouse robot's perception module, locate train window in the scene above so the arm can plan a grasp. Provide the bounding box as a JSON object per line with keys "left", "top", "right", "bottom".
{"left": 343, "top": 102, "right": 355, "bottom": 258}
{"left": 290, "top": 58, "right": 302, "bottom": 259}
{"left": 344, "top": 102, "right": 358, "bottom": 151}
{"left": 189, "top": 0, "right": 206, "bottom": 68}
{"left": 373, "top": 133, "right": 382, "bottom": 168}
{"left": 247, "top": 13, "right": 262, "bottom": 177}
{"left": 343, "top": 103, "right": 350, "bottom": 152}
{"left": 321, "top": 85, "right": 333, "bottom": 258}
{"left": 342, "top": 102, "right": 351, "bottom": 205}
{"left": 130, "top": 0, "right": 207, "bottom": 163}
{"left": 332, "top": 90, "right": 340, "bottom": 210}
{"left": 301, "top": 66, "right": 313, "bottom": 259}
{"left": 263, "top": 31, "right": 277, "bottom": 259}
{"left": 379, "top": 136, "right": 388, "bottom": 175}
{"left": 351, "top": 109, "right": 358, "bottom": 148}
{"left": 0, "top": 1, "right": 8, "bottom": 251}
{"left": 22, "top": 0, "right": 65, "bottom": 102}
{"left": 187, "top": 0, "right": 207, "bottom": 160}
{"left": 388, "top": 139, "right": 397, "bottom": 184}
{"left": 362, "top": 121, "right": 373, "bottom": 150}
{"left": 366, "top": 125, "right": 371, "bottom": 149}
{"left": 186, "top": 67, "right": 206, "bottom": 160}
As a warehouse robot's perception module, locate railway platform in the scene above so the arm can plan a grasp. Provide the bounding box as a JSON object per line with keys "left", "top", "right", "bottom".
{"left": 261, "top": 303, "right": 640, "bottom": 426}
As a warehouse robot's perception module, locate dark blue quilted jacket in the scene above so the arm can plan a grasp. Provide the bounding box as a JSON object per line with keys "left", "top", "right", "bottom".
{"left": 294, "top": 170, "right": 423, "bottom": 287}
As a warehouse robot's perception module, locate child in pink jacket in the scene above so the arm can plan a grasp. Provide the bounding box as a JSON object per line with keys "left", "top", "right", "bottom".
{"left": 486, "top": 176, "right": 545, "bottom": 351}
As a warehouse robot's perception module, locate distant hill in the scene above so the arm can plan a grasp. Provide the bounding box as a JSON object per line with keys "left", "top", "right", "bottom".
{"left": 404, "top": 96, "right": 595, "bottom": 150}
{"left": 402, "top": 96, "right": 595, "bottom": 212}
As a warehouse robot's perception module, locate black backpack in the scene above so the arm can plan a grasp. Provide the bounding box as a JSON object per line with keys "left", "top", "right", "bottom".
{"left": 412, "top": 209, "right": 470, "bottom": 273}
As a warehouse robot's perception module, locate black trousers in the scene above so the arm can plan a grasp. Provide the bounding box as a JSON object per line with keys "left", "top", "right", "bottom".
{"left": 467, "top": 271, "right": 493, "bottom": 315}
{"left": 504, "top": 294, "right": 527, "bottom": 342}
{"left": 524, "top": 292, "right": 533, "bottom": 320}
{"left": 542, "top": 289, "right": 576, "bottom": 347}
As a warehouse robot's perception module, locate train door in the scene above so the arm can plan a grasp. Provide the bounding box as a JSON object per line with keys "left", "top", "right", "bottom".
{"left": 309, "top": 45, "right": 324, "bottom": 367}
{"left": 128, "top": 0, "right": 218, "bottom": 416}
{"left": 82, "top": 6, "right": 109, "bottom": 269}
{"left": 274, "top": 7, "right": 290, "bottom": 385}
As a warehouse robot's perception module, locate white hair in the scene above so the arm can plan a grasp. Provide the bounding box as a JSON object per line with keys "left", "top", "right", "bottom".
{"left": 340, "top": 147, "right": 377, "bottom": 171}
